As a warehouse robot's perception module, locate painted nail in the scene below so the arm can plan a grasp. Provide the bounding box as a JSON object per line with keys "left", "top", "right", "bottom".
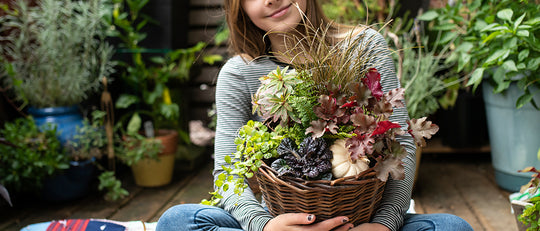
{"left": 307, "top": 214, "right": 314, "bottom": 221}
{"left": 342, "top": 217, "right": 349, "bottom": 223}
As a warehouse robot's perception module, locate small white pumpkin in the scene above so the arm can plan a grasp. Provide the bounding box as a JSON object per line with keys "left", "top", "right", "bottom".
{"left": 330, "top": 139, "right": 370, "bottom": 178}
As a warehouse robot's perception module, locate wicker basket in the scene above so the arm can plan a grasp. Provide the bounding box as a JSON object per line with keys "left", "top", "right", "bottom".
{"left": 256, "top": 162, "right": 386, "bottom": 225}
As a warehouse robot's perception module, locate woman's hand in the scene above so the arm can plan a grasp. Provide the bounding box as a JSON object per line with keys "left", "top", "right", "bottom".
{"left": 350, "top": 223, "right": 390, "bottom": 231}
{"left": 263, "top": 213, "right": 354, "bottom": 231}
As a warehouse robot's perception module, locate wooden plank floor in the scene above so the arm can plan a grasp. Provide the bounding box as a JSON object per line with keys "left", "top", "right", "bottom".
{"left": 0, "top": 151, "right": 520, "bottom": 231}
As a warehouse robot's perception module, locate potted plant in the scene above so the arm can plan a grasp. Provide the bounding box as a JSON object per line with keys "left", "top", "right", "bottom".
{"left": 0, "top": 0, "right": 115, "bottom": 145}
{"left": 67, "top": 110, "right": 128, "bottom": 201}
{"left": 419, "top": 0, "right": 540, "bottom": 191}
{"left": 0, "top": 116, "right": 69, "bottom": 203}
{"left": 105, "top": 0, "right": 208, "bottom": 186}
{"left": 114, "top": 120, "right": 168, "bottom": 187}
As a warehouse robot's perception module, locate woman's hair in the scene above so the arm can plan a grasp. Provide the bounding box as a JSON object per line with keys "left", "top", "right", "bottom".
{"left": 224, "top": 0, "right": 346, "bottom": 59}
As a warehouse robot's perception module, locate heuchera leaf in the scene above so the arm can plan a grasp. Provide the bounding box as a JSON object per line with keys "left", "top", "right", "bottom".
{"left": 385, "top": 88, "right": 405, "bottom": 108}
{"left": 371, "top": 121, "right": 401, "bottom": 137}
{"left": 407, "top": 117, "right": 440, "bottom": 147}
{"left": 374, "top": 157, "right": 404, "bottom": 182}
{"left": 348, "top": 82, "right": 372, "bottom": 106}
{"left": 346, "top": 134, "right": 375, "bottom": 161}
{"left": 350, "top": 112, "right": 377, "bottom": 133}
{"left": 372, "top": 99, "right": 393, "bottom": 118}
{"left": 362, "top": 68, "right": 383, "bottom": 100}
{"left": 314, "top": 95, "right": 345, "bottom": 120}
{"left": 306, "top": 120, "right": 328, "bottom": 138}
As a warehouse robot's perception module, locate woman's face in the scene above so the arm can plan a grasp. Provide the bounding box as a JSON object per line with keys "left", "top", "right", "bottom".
{"left": 241, "top": 0, "right": 307, "bottom": 33}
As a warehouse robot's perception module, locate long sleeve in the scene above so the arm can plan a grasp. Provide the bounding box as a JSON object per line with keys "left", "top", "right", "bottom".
{"left": 361, "top": 28, "right": 416, "bottom": 231}
{"left": 214, "top": 56, "right": 282, "bottom": 231}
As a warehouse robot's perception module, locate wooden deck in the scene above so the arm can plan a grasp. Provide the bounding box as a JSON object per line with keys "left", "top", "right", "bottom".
{"left": 0, "top": 147, "right": 520, "bottom": 231}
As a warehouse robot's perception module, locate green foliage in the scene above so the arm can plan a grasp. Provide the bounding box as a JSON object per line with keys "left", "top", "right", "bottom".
{"left": 0, "top": 0, "right": 115, "bottom": 108}
{"left": 386, "top": 19, "right": 462, "bottom": 118}
{"left": 108, "top": 0, "right": 206, "bottom": 131}
{"left": 519, "top": 197, "right": 540, "bottom": 230}
{"left": 0, "top": 117, "right": 69, "bottom": 193}
{"left": 68, "top": 110, "right": 108, "bottom": 161}
{"left": 201, "top": 121, "right": 284, "bottom": 206}
{"left": 419, "top": 0, "right": 540, "bottom": 109}
{"left": 98, "top": 171, "right": 129, "bottom": 201}
{"left": 320, "top": 0, "right": 390, "bottom": 25}
{"left": 114, "top": 113, "right": 163, "bottom": 166}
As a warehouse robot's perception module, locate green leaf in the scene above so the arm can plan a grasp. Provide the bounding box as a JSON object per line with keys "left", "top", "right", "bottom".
{"left": 516, "top": 92, "right": 533, "bottom": 109}
{"left": 528, "top": 58, "right": 540, "bottom": 71}
{"left": 514, "top": 13, "right": 527, "bottom": 31}
{"left": 467, "top": 68, "right": 485, "bottom": 90}
{"left": 127, "top": 113, "right": 142, "bottom": 134}
{"left": 517, "top": 30, "right": 530, "bottom": 37}
{"left": 417, "top": 11, "right": 439, "bottom": 21}
{"left": 115, "top": 94, "right": 139, "bottom": 109}
{"left": 484, "top": 49, "right": 510, "bottom": 65}
{"left": 518, "top": 49, "right": 530, "bottom": 62}
{"left": 502, "top": 60, "right": 518, "bottom": 72}
{"left": 496, "top": 9, "right": 513, "bottom": 22}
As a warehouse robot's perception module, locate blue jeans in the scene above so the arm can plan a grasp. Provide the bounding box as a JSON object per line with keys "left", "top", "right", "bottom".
{"left": 156, "top": 204, "right": 474, "bottom": 231}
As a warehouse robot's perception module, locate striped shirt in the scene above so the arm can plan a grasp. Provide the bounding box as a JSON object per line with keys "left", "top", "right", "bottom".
{"left": 214, "top": 28, "right": 416, "bottom": 231}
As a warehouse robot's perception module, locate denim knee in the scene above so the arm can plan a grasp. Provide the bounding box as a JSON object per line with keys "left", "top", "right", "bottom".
{"left": 402, "top": 213, "right": 473, "bottom": 231}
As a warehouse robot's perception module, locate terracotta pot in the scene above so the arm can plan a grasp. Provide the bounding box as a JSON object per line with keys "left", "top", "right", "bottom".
{"left": 131, "top": 129, "right": 178, "bottom": 187}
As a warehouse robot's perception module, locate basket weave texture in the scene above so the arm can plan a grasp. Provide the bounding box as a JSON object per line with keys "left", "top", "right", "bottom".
{"left": 256, "top": 162, "right": 386, "bottom": 225}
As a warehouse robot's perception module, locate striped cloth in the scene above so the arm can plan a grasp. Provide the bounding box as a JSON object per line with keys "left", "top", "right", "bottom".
{"left": 214, "top": 28, "right": 416, "bottom": 231}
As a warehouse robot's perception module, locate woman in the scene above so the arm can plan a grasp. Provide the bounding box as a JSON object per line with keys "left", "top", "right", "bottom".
{"left": 157, "top": 1, "right": 473, "bottom": 230}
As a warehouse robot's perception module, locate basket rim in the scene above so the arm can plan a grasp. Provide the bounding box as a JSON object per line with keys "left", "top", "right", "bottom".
{"left": 257, "top": 162, "right": 382, "bottom": 193}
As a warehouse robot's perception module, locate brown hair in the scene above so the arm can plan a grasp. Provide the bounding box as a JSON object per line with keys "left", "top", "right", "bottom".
{"left": 224, "top": 0, "right": 347, "bottom": 59}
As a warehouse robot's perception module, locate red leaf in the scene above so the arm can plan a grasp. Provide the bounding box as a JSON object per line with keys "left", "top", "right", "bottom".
{"left": 371, "top": 121, "right": 401, "bottom": 137}
{"left": 362, "top": 68, "right": 383, "bottom": 100}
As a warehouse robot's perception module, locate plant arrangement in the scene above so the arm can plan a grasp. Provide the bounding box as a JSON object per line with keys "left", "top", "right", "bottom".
{"left": 0, "top": 0, "right": 115, "bottom": 109}
{"left": 418, "top": 0, "right": 540, "bottom": 109}
{"left": 203, "top": 26, "right": 439, "bottom": 207}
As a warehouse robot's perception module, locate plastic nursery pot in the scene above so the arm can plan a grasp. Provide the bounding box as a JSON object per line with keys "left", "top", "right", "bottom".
{"left": 131, "top": 129, "right": 178, "bottom": 187}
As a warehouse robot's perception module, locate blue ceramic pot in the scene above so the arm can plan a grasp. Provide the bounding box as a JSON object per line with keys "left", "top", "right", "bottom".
{"left": 27, "top": 106, "right": 84, "bottom": 146}
{"left": 41, "top": 158, "right": 95, "bottom": 202}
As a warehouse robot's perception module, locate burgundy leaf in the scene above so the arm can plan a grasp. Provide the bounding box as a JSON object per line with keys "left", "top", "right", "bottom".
{"left": 362, "top": 68, "right": 383, "bottom": 100}
{"left": 346, "top": 134, "right": 374, "bottom": 161}
{"left": 350, "top": 112, "right": 377, "bottom": 133}
{"left": 314, "top": 95, "right": 338, "bottom": 120}
{"left": 348, "top": 82, "right": 371, "bottom": 106}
